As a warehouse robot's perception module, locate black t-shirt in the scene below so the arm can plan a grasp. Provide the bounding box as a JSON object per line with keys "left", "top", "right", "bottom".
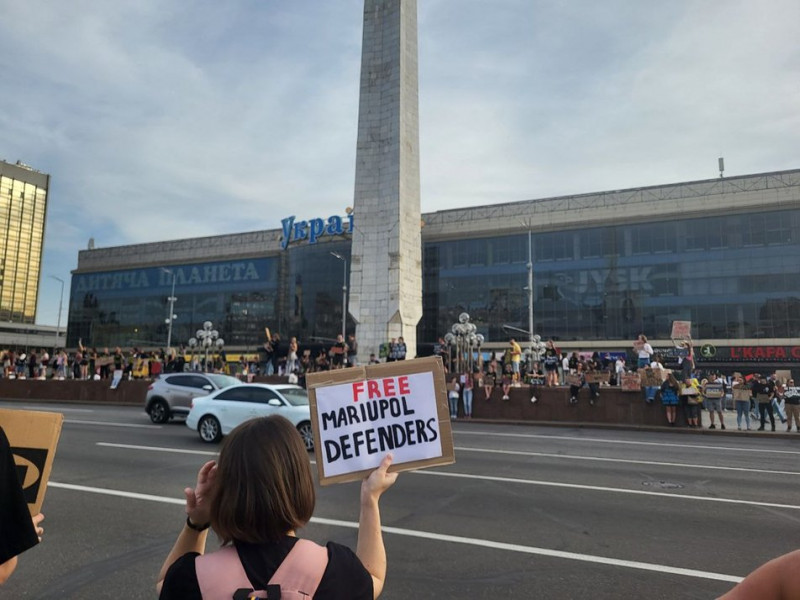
{"left": 160, "top": 536, "right": 372, "bottom": 600}
{"left": 0, "top": 426, "right": 39, "bottom": 564}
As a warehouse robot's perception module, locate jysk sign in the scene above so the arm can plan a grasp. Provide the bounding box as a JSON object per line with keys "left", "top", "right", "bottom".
{"left": 280, "top": 213, "right": 354, "bottom": 249}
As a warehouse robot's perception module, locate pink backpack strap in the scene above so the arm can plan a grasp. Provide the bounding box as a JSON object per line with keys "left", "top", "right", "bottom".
{"left": 195, "top": 540, "right": 329, "bottom": 600}
{"left": 196, "top": 545, "right": 252, "bottom": 600}
{"left": 268, "top": 539, "right": 329, "bottom": 597}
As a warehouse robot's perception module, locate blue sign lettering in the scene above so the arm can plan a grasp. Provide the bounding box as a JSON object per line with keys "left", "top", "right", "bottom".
{"left": 280, "top": 212, "right": 354, "bottom": 249}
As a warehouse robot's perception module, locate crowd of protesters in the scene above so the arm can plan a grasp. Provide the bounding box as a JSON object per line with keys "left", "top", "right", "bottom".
{"left": 0, "top": 346, "right": 192, "bottom": 380}
{"left": 438, "top": 334, "right": 797, "bottom": 433}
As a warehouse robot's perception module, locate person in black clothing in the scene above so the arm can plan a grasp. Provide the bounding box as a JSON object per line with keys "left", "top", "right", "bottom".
{"left": 752, "top": 375, "right": 776, "bottom": 431}
{"left": 157, "top": 415, "right": 397, "bottom": 599}
{"left": 0, "top": 426, "right": 44, "bottom": 584}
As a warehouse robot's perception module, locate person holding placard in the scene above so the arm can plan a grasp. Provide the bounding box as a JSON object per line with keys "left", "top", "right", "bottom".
{"left": 731, "top": 374, "right": 751, "bottom": 431}
{"left": 0, "top": 426, "right": 45, "bottom": 585}
{"left": 752, "top": 374, "right": 776, "bottom": 432}
{"left": 158, "top": 415, "right": 397, "bottom": 599}
{"left": 681, "top": 378, "right": 702, "bottom": 428}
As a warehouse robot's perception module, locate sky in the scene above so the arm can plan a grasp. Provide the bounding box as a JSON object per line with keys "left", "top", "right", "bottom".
{"left": 1, "top": 0, "right": 798, "bottom": 326}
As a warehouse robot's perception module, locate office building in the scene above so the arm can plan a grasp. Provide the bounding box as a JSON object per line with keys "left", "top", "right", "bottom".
{"left": 0, "top": 160, "right": 49, "bottom": 324}
{"left": 67, "top": 168, "right": 800, "bottom": 369}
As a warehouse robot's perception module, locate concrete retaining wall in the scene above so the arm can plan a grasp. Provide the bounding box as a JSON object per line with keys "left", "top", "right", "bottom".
{"left": 0, "top": 379, "right": 678, "bottom": 427}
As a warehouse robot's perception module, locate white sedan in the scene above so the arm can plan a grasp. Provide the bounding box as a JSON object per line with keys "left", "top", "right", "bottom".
{"left": 186, "top": 383, "right": 314, "bottom": 450}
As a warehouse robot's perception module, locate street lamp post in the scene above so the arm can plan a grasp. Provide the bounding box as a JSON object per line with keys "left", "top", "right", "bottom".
{"left": 517, "top": 219, "right": 534, "bottom": 373}
{"left": 162, "top": 269, "right": 177, "bottom": 351}
{"left": 191, "top": 321, "right": 223, "bottom": 372}
{"left": 330, "top": 252, "right": 347, "bottom": 342}
{"left": 444, "top": 313, "right": 483, "bottom": 374}
{"left": 49, "top": 275, "right": 65, "bottom": 353}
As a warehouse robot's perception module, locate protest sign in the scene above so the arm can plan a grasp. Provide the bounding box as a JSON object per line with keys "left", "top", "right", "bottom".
{"left": 0, "top": 408, "right": 63, "bottom": 515}
{"left": 640, "top": 367, "right": 667, "bottom": 387}
{"left": 703, "top": 383, "right": 725, "bottom": 398}
{"left": 670, "top": 321, "right": 692, "bottom": 342}
{"left": 621, "top": 373, "right": 641, "bottom": 391}
{"left": 566, "top": 374, "right": 582, "bottom": 386}
{"left": 775, "top": 370, "right": 791, "bottom": 384}
{"left": 732, "top": 388, "right": 751, "bottom": 402}
{"left": 306, "top": 356, "right": 454, "bottom": 485}
{"left": 584, "top": 371, "right": 610, "bottom": 384}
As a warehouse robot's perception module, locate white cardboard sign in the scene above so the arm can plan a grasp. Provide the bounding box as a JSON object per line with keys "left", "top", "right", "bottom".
{"left": 315, "top": 371, "right": 441, "bottom": 478}
{"left": 306, "top": 356, "right": 454, "bottom": 485}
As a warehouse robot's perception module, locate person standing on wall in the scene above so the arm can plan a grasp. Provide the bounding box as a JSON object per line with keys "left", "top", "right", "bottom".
{"left": 347, "top": 335, "right": 358, "bottom": 367}
{"left": 633, "top": 334, "right": 653, "bottom": 370}
{"left": 542, "top": 340, "right": 560, "bottom": 387}
{"left": 680, "top": 340, "right": 695, "bottom": 380}
{"left": 508, "top": 338, "right": 522, "bottom": 383}
{"left": 395, "top": 337, "right": 407, "bottom": 361}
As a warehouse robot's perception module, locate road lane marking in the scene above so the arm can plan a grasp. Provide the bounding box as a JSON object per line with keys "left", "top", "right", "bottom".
{"left": 458, "top": 430, "right": 800, "bottom": 456}
{"left": 95, "top": 443, "right": 318, "bottom": 465}
{"left": 97, "top": 442, "right": 217, "bottom": 455}
{"left": 415, "top": 470, "right": 800, "bottom": 510}
{"left": 46, "top": 481, "right": 743, "bottom": 584}
{"left": 66, "top": 419, "right": 161, "bottom": 429}
{"left": 0, "top": 405, "right": 95, "bottom": 413}
{"left": 313, "top": 517, "right": 742, "bottom": 584}
{"left": 455, "top": 446, "right": 800, "bottom": 476}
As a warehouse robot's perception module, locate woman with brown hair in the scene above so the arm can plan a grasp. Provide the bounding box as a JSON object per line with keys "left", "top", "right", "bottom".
{"left": 157, "top": 415, "right": 397, "bottom": 599}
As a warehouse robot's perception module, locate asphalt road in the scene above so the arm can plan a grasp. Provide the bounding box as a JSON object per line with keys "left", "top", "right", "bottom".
{"left": 3, "top": 401, "right": 799, "bottom": 599}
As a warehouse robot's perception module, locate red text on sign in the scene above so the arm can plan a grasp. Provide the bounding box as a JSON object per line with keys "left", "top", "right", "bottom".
{"left": 352, "top": 376, "right": 411, "bottom": 402}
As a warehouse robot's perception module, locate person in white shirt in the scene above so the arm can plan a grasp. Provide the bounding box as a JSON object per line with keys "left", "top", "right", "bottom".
{"left": 560, "top": 353, "right": 570, "bottom": 385}
{"left": 634, "top": 334, "right": 654, "bottom": 370}
{"left": 614, "top": 357, "right": 626, "bottom": 386}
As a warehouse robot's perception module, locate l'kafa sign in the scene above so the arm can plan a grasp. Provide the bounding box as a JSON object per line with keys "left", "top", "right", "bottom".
{"left": 306, "top": 356, "right": 454, "bottom": 485}
{"left": 280, "top": 213, "right": 355, "bottom": 250}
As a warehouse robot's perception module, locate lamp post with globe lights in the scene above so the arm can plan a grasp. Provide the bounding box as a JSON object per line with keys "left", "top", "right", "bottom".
{"left": 189, "top": 321, "right": 224, "bottom": 372}
{"left": 443, "top": 313, "right": 483, "bottom": 375}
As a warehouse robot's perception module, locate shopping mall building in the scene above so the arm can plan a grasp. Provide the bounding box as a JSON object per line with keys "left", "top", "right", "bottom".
{"left": 67, "top": 168, "right": 800, "bottom": 371}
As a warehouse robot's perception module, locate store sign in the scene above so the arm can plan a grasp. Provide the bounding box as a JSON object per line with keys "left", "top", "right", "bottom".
{"left": 281, "top": 213, "right": 354, "bottom": 249}
{"left": 729, "top": 346, "right": 800, "bottom": 361}
{"left": 72, "top": 258, "right": 273, "bottom": 293}
{"left": 695, "top": 346, "right": 800, "bottom": 363}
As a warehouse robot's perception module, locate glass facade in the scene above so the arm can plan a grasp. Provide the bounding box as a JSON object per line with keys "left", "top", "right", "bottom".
{"left": 0, "top": 164, "right": 48, "bottom": 324}
{"left": 68, "top": 207, "right": 800, "bottom": 350}
{"left": 420, "top": 209, "right": 800, "bottom": 344}
{"left": 67, "top": 242, "right": 352, "bottom": 349}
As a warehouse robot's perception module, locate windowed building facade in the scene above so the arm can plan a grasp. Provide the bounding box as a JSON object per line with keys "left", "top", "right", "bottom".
{"left": 0, "top": 160, "right": 49, "bottom": 324}
{"left": 67, "top": 169, "right": 800, "bottom": 364}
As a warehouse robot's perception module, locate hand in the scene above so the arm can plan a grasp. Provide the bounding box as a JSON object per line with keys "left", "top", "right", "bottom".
{"left": 32, "top": 513, "right": 44, "bottom": 543}
{"left": 361, "top": 454, "right": 398, "bottom": 504}
{"left": 184, "top": 460, "right": 217, "bottom": 526}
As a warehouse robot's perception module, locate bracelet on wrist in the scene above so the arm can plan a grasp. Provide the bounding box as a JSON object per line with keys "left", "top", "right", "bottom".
{"left": 186, "top": 515, "right": 210, "bottom": 532}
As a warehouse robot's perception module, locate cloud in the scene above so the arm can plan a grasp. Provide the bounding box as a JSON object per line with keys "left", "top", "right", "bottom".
{"left": 0, "top": 0, "right": 797, "bottom": 325}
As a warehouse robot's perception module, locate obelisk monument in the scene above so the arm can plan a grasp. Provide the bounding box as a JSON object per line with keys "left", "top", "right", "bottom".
{"left": 349, "top": 0, "right": 422, "bottom": 362}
